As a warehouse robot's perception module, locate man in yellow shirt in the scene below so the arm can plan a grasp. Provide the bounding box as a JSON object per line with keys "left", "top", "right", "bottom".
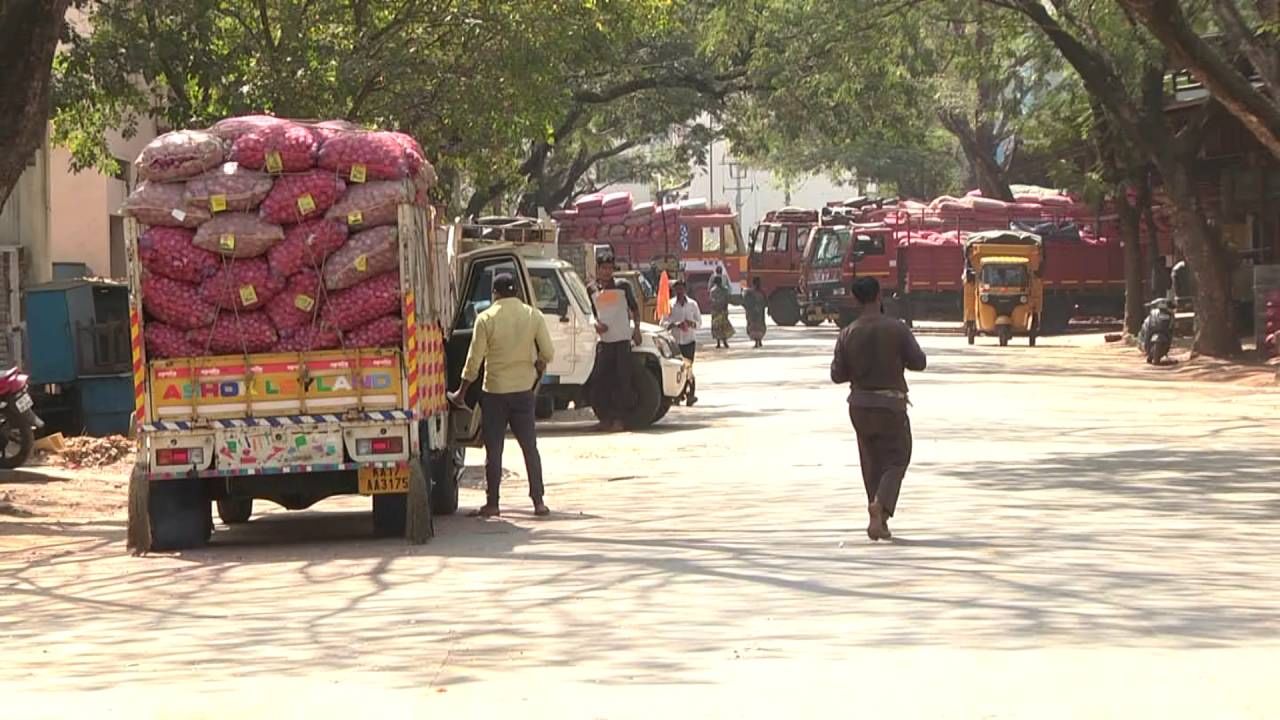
{"left": 448, "top": 274, "right": 555, "bottom": 518}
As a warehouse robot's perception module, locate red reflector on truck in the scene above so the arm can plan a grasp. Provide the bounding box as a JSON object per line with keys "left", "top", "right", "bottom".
{"left": 156, "top": 448, "right": 204, "bottom": 466}
{"left": 357, "top": 437, "right": 404, "bottom": 455}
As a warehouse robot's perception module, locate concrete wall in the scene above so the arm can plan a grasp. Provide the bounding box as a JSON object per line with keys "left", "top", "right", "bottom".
{"left": 7, "top": 119, "right": 157, "bottom": 282}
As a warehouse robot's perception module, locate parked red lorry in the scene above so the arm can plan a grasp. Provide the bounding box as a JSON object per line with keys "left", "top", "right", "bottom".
{"left": 584, "top": 204, "right": 748, "bottom": 309}
{"left": 799, "top": 202, "right": 1129, "bottom": 331}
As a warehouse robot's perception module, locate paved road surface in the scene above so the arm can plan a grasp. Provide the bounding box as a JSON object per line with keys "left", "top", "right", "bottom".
{"left": 1, "top": 321, "right": 1277, "bottom": 718}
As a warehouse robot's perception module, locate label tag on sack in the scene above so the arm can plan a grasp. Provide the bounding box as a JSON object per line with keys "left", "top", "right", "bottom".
{"left": 239, "top": 285, "right": 259, "bottom": 306}
{"left": 171, "top": 209, "right": 187, "bottom": 222}
{"left": 355, "top": 254, "right": 369, "bottom": 272}
{"left": 265, "top": 151, "right": 283, "bottom": 174}
{"left": 349, "top": 164, "right": 367, "bottom": 183}
{"left": 294, "top": 294, "right": 315, "bottom": 312}
{"left": 347, "top": 211, "right": 364, "bottom": 227}
{"left": 209, "top": 194, "right": 228, "bottom": 213}
{"left": 297, "top": 193, "right": 317, "bottom": 215}
{"left": 219, "top": 234, "right": 237, "bottom": 251}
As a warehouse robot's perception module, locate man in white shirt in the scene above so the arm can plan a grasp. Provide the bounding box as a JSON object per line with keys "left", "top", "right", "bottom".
{"left": 662, "top": 280, "right": 701, "bottom": 406}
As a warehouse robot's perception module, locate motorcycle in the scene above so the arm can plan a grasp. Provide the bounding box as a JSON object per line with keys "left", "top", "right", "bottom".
{"left": 0, "top": 368, "right": 43, "bottom": 469}
{"left": 1138, "top": 298, "right": 1175, "bottom": 365}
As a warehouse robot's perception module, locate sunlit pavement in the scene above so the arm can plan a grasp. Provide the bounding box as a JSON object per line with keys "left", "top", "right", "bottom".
{"left": 1, "top": 319, "right": 1277, "bottom": 718}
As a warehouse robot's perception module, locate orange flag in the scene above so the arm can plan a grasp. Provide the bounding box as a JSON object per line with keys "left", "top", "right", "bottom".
{"left": 656, "top": 270, "right": 672, "bottom": 322}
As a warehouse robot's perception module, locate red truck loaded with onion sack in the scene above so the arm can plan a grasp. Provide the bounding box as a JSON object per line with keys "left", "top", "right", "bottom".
{"left": 122, "top": 116, "right": 513, "bottom": 552}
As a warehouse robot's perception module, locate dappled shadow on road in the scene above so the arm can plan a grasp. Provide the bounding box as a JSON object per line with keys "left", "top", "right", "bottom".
{"left": 6, "top": 436, "right": 1280, "bottom": 692}
{"left": 1, "top": 326, "right": 1277, "bottom": 692}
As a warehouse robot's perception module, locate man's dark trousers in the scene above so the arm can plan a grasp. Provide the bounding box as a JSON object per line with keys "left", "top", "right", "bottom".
{"left": 480, "top": 391, "right": 544, "bottom": 505}
{"left": 591, "top": 340, "right": 635, "bottom": 422}
{"left": 849, "top": 406, "right": 912, "bottom": 516}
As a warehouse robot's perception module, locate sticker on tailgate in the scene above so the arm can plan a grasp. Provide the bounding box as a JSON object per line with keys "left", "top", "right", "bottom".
{"left": 216, "top": 426, "right": 343, "bottom": 470}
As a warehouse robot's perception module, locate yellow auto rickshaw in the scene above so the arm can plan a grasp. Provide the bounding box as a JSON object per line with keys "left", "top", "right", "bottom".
{"left": 963, "top": 230, "right": 1044, "bottom": 347}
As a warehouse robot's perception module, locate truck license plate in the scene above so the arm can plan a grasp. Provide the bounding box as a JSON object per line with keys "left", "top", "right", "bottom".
{"left": 14, "top": 392, "right": 32, "bottom": 413}
{"left": 358, "top": 465, "right": 409, "bottom": 495}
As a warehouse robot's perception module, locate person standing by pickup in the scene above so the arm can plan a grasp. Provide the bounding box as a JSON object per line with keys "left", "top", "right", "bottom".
{"left": 662, "top": 279, "right": 701, "bottom": 406}
{"left": 590, "top": 256, "right": 642, "bottom": 432}
{"left": 448, "top": 273, "right": 554, "bottom": 518}
{"left": 830, "top": 277, "right": 926, "bottom": 541}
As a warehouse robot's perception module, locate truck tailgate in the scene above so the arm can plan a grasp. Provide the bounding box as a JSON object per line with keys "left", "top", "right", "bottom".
{"left": 148, "top": 349, "right": 404, "bottom": 421}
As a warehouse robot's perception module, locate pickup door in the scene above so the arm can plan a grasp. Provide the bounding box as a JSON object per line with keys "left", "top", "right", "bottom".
{"left": 445, "top": 248, "right": 534, "bottom": 446}
{"left": 529, "top": 266, "right": 580, "bottom": 384}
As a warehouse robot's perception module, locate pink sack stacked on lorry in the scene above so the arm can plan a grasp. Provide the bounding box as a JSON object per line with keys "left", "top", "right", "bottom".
{"left": 135, "top": 130, "right": 225, "bottom": 182}
{"left": 575, "top": 194, "right": 605, "bottom": 217}
{"left": 275, "top": 323, "right": 341, "bottom": 353}
{"left": 184, "top": 164, "right": 274, "bottom": 213}
{"left": 230, "top": 122, "right": 319, "bottom": 174}
{"left": 345, "top": 315, "right": 402, "bottom": 348}
{"left": 194, "top": 213, "right": 285, "bottom": 258}
{"left": 390, "top": 132, "right": 426, "bottom": 175}
{"left": 208, "top": 115, "right": 285, "bottom": 143}
{"left": 310, "top": 119, "right": 362, "bottom": 143}
{"left": 265, "top": 270, "right": 323, "bottom": 332}
{"left": 325, "top": 181, "right": 414, "bottom": 230}
{"left": 318, "top": 132, "right": 416, "bottom": 181}
{"left": 323, "top": 272, "right": 400, "bottom": 331}
{"left": 145, "top": 323, "right": 203, "bottom": 360}
{"left": 259, "top": 171, "right": 346, "bottom": 225}
{"left": 143, "top": 275, "right": 218, "bottom": 330}
{"left": 188, "top": 312, "right": 278, "bottom": 355}
{"left": 123, "top": 182, "right": 211, "bottom": 229}
{"left": 323, "top": 226, "right": 399, "bottom": 290}
{"left": 139, "top": 227, "right": 220, "bottom": 282}
{"left": 199, "top": 258, "right": 285, "bottom": 311}
{"left": 268, "top": 219, "right": 349, "bottom": 276}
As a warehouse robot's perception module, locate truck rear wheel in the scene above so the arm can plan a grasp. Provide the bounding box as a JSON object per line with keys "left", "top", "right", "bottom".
{"left": 624, "top": 364, "right": 663, "bottom": 430}
{"left": 149, "top": 477, "right": 212, "bottom": 551}
{"left": 216, "top": 497, "right": 253, "bottom": 524}
{"left": 966, "top": 322, "right": 977, "bottom": 345}
{"left": 801, "top": 314, "right": 825, "bottom": 327}
{"left": 372, "top": 494, "right": 406, "bottom": 537}
{"left": 768, "top": 290, "right": 801, "bottom": 327}
{"left": 998, "top": 325, "right": 1012, "bottom": 347}
{"left": 429, "top": 447, "right": 463, "bottom": 516}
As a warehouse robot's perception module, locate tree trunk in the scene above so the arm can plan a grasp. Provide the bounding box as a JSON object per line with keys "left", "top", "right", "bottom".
{"left": 940, "top": 111, "right": 1015, "bottom": 200}
{"left": 1118, "top": 185, "right": 1146, "bottom": 335}
{"left": 1163, "top": 162, "right": 1242, "bottom": 355}
{"left": 0, "top": 0, "right": 73, "bottom": 210}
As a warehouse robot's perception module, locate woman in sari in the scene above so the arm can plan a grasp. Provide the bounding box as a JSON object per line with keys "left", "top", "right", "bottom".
{"left": 709, "top": 267, "right": 735, "bottom": 349}
{"left": 743, "top": 276, "right": 768, "bottom": 348}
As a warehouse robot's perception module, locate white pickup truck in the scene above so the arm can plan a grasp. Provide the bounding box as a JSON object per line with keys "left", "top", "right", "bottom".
{"left": 459, "top": 219, "right": 689, "bottom": 429}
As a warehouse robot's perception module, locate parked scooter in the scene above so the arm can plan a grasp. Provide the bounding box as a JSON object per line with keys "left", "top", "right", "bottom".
{"left": 0, "top": 368, "right": 43, "bottom": 469}
{"left": 1138, "top": 298, "right": 1175, "bottom": 365}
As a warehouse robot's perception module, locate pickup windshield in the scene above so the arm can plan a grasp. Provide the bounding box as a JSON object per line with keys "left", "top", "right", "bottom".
{"left": 810, "top": 228, "right": 852, "bottom": 268}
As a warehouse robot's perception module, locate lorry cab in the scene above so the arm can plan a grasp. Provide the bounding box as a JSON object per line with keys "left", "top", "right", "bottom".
{"left": 962, "top": 230, "right": 1044, "bottom": 347}
{"left": 748, "top": 207, "right": 817, "bottom": 326}
{"left": 675, "top": 205, "right": 748, "bottom": 307}
{"left": 799, "top": 223, "right": 893, "bottom": 327}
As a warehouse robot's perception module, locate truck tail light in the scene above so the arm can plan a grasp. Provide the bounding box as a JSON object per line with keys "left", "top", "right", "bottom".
{"left": 357, "top": 437, "right": 404, "bottom": 455}
{"left": 156, "top": 448, "right": 204, "bottom": 466}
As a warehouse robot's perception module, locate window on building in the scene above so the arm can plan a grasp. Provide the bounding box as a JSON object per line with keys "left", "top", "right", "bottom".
{"left": 110, "top": 216, "right": 127, "bottom": 278}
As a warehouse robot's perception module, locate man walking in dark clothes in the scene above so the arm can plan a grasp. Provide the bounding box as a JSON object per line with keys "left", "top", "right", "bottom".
{"left": 589, "top": 256, "right": 642, "bottom": 432}
{"left": 830, "top": 277, "right": 927, "bottom": 540}
{"left": 448, "top": 273, "right": 554, "bottom": 518}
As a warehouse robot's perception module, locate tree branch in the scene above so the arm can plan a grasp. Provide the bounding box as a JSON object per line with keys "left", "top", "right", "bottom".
{"left": 1120, "top": 0, "right": 1280, "bottom": 161}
